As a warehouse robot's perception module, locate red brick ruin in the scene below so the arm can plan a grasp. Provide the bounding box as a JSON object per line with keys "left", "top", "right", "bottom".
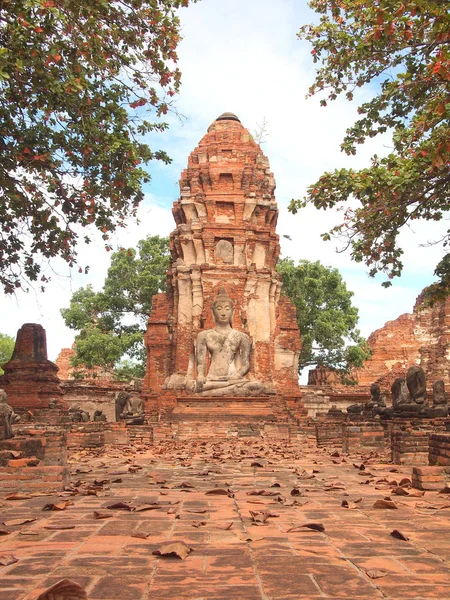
{"left": 4, "top": 115, "right": 450, "bottom": 600}
{"left": 0, "top": 323, "right": 64, "bottom": 410}
{"left": 2, "top": 113, "right": 450, "bottom": 490}
{"left": 143, "top": 112, "right": 304, "bottom": 435}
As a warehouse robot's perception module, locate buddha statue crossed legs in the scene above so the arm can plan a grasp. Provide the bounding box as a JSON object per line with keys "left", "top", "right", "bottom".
{"left": 188, "top": 289, "right": 268, "bottom": 396}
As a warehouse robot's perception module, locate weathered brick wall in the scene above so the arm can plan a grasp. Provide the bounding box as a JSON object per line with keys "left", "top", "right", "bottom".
{"left": 342, "top": 421, "right": 390, "bottom": 454}
{"left": 67, "top": 422, "right": 152, "bottom": 449}
{"left": 0, "top": 429, "right": 68, "bottom": 493}
{"left": 55, "top": 346, "right": 113, "bottom": 382}
{"left": 412, "top": 465, "right": 450, "bottom": 490}
{"left": 352, "top": 291, "right": 450, "bottom": 388}
{"left": 300, "top": 386, "right": 370, "bottom": 418}
{"left": 429, "top": 433, "right": 450, "bottom": 466}
{"left": 126, "top": 425, "right": 153, "bottom": 445}
{"left": 67, "top": 423, "right": 106, "bottom": 449}
{"left": 144, "top": 113, "right": 302, "bottom": 402}
{"left": 62, "top": 380, "right": 142, "bottom": 422}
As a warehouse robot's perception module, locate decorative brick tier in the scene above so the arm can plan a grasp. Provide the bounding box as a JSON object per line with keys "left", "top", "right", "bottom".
{"left": 429, "top": 433, "right": 450, "bottom": 466}
{"left": 171, "top": 396, "right": 276, "bottom": 422}
{"left": 149, "top": 395, "right": 297, "bottom": 440}
{"left": 391, "top": 418, "right": 447, "bottom": 464}
{"left": 0, "top": 428, "right": 68, "bottom": 493}
{"left": 342, "top": 421, "right": 390, "bottom": 454}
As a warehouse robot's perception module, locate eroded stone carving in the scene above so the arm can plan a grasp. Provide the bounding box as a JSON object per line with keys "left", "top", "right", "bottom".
{"left": 0, "top": 389, "right": 19, "bottom": 439}
{"left": 188, "top": 289, "right": 267, "bottom": 396}
{"left": 115, "top": 391, "right": 131, "bottom": 421}
{"left": 392, "top": 377, "right": 409, "bottom": 406}
{"left": 215, "top": 239, "right": 234, "bottom": 264}
{"left": 433, "top": 380, "right": 447, "bottom": 406}
{"left": 120, "top": 395, "right": 145, "bottom": 424}
{"left": 428, "top": 379, "right": 449, "bottom": 417}
{"left": 366, "top": 383, "right": 386, "bottom": 410}
{"left": 68, "top": 405, "right": 90, "bottom": 423}
{"left": 93, "top": 410, "right": 107, "bottom": 422}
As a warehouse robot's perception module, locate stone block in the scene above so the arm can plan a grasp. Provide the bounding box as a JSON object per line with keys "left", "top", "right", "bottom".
{"left": 412, "top": 466, "right": 450, "bottom": 490}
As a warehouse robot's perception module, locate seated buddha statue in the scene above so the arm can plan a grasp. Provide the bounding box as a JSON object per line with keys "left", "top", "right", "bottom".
{"left": 187, "top": 289, "right": 269, "bottom": 397}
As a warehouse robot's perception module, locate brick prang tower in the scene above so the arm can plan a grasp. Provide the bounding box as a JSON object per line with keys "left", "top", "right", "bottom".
{"left": 144, "top": 113, "right": 302, "bottom": 404}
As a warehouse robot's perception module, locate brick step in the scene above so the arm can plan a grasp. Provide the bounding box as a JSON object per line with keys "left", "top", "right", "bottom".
{"left": 175, "top": 402, "right": 273, "bottom": 409}
{"left": 152, "top": 422, "right": 301, "bottom": 441}
{"left": 170, "top": 413, "right": 275, "bottom": 419}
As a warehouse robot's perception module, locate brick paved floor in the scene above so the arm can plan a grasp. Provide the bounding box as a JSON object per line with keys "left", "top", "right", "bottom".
{"left": 1, "top": 438, "right": 450, "bottom": 599}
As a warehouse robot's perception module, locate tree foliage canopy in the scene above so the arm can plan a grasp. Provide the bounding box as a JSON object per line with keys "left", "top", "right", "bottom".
{"left": 0, "top": 0, "right": 191, "bottom": 294}
{"left": 290, "top": 0, "right": 450, "bottom": 295}
{"left": 0, "top": 333, "right": 15, "bottom": 375}
{"left": 60, "top": 234, "right": 170, "bottom": 378}
{"left": 277, "top": 258, "right": 370, "bottom": 375}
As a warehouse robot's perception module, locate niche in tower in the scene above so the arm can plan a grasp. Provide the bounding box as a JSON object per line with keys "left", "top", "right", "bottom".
{"left": 215, "top": 238, "right": 234, "bottom": 264}
{"left": 218, "top": 172, "right": 234, "bottom": 189}
{"left": 215, "top": 201, "right": 235, "bottom": 223}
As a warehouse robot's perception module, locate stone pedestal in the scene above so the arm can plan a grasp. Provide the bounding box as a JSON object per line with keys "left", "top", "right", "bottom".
{"left": 0, "top": 324, "right": 64, "bottom": 410}
{"left": 429, "top": 433, "right": 450, "bottom": 466}
{"left": 391, "top": 418, "right": 447, "bottom": 464}
{"left": 342, "top": 421, "right": 389, "bottom": 454}
{"left": 150, "top": 394, "right": 292, "bottom": 440}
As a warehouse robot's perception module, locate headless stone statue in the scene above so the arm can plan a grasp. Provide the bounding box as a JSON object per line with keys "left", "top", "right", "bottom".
{"left": 347, "top": 382, "right": 386, "bottom": 417}
{"left": 428, "top": 380, "right": 449, "bottom": 417}
{"left": 0, "top": 389, "right": 19, "bottom": 439}
{"left": 433, "top": 380, "right": 447, "bottom": 406}
{"left": 115, "top": 391, "right": 131, "bottom": 422}
{"left": 391, "top": 369, "right": 427, "bottom": 417}
{"left": 392, "top": 377, "right": 409, "bottom": 406}
{"left": 406, "top": 365, "right": 427, "bottom": 404}
{"left": 369, "top": 384, "right": 384, "bottom": 406}
{"left": 188, "top": 289, "right": 268, "bottom": 397}
{"left": 346, "top": 403, "right": 363, "bottom": 415}
{"left": 120, "top": 395, "right": 145, "bottom": 424}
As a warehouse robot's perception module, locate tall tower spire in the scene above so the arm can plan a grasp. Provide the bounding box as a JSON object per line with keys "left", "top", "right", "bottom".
{"left": 144, "top": 114, "right": 301, "bottom": 395}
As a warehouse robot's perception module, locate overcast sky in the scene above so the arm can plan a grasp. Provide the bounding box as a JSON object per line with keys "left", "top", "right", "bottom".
{"left": 2, "top": 0, "right": 447, "bottom": 361}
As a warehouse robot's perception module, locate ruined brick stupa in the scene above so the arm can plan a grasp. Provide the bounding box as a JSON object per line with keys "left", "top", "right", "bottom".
{"left": 143, "top": 113, "right": 302, "bottom": 408}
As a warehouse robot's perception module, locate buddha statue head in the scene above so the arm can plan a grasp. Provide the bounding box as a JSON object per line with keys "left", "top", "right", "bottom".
{"left": 212, "top": 288, "right": 234, "bottom": 326}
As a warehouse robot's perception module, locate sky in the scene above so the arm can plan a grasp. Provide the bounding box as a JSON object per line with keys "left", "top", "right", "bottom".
{"left": 1, "top": 0, "right": 448, "bottom": 363}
